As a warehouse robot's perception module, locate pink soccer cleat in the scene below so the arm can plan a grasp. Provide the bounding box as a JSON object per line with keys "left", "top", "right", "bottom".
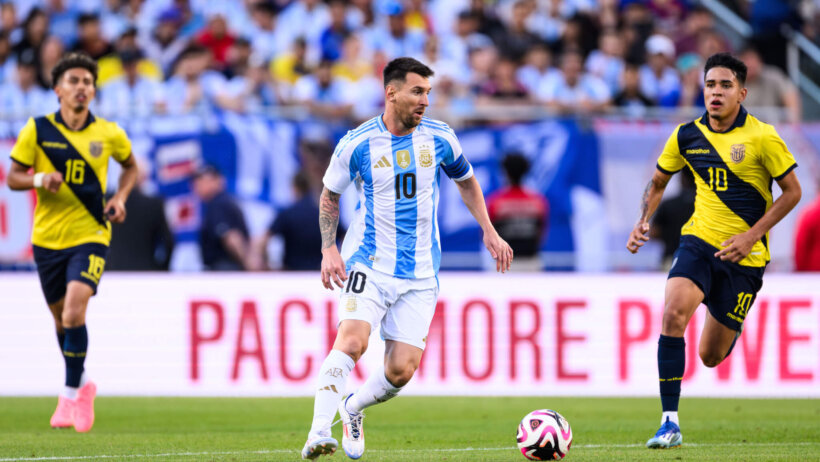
{"left": 74, "top": 381, "right": 96, "bottom": 433}
{"left": 50, "top": 396, "right": 75, "bottom": 428}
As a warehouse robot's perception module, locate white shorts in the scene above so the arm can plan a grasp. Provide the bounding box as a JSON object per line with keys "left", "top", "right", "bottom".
{"left": 338, "top": 262, "right": 439, "bottom": 350}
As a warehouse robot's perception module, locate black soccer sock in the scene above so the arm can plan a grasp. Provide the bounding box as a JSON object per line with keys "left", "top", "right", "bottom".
{"left": 657, "top": 334, "right": 685, "bottom": 412}
{"left": 57, "top": 331, "right": 66, "bottom": 351}
{"left": 63, "top": 325, "right": 88, "bottom": 388}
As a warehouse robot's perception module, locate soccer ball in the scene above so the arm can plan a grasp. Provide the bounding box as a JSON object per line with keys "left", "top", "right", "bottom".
{"left": 516, "top": 409, "right": 572, "bottom": 460}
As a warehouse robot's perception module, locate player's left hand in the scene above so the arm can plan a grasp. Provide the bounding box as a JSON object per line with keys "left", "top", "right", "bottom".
{"left": 715, "top": 231, "right": 758, "bottom": 263}
{"left": 483, "top": 230, "right": 513, "bottom": 273}
{"left": 104, "top": 197, "right": 126, "bottom": 224}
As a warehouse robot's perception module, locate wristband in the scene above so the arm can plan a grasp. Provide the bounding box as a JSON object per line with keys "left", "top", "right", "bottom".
{"left": 33, "top": 173, "right": 45, "bottom": 188}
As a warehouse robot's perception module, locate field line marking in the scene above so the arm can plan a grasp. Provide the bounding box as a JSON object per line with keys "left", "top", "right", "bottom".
{"left": 2, "top": 442, "right": 819, "bottom": 461}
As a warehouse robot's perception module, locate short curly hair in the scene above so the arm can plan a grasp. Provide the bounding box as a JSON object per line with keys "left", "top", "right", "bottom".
{"left": 51, "top": 51, "right": 98, "bottom": 88}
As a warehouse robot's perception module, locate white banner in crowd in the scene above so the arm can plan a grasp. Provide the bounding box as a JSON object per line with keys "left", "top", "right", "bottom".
{"left": 1, "top": 273, "right": 818, "bottom": 397}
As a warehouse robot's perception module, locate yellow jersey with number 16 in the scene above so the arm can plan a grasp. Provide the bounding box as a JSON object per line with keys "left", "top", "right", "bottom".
{"left": 9, "top": 111, "right": 132, "bottom": 250}
{"left": 656, "top": 107, "right": 797, "bottom": 268}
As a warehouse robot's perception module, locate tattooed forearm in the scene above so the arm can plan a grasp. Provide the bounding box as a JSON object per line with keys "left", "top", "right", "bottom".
{"left": 319, "top": 188, "right": 341, "bottom": 250}
{"left": 639, "top": 180, "right": 652, "bottom": 220}
{"left": 639, "top": 174, "right": 670, "bottom": 221}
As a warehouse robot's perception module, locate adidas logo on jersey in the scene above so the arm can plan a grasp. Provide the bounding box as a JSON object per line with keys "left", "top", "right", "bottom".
{"left": 374, "top": 156, "right": 392, "bottom": 168}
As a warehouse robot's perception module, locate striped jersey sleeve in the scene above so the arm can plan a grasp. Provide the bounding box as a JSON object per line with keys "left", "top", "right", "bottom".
{"left": 432, "top": 124, "right": 473, "bottom": 181}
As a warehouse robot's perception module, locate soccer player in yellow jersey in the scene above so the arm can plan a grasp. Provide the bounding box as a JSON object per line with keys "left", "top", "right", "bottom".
{"left": 7, "top": 52, "right": 138, "bottom": 432}
{"left": 627, "top": 53, "right": 802, "bottom": 449}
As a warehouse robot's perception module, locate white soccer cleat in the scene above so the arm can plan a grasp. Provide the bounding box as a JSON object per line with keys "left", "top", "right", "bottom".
{"left": 301, "top": 435, "right": 337, "bottom": 460}
{"left": 338, "top": 394, "right": 365, "bottom": 459}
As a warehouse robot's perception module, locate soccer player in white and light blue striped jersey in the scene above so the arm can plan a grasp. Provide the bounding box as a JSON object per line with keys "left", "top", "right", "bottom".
{"left": 301, "top": 57, "right": 513, "bottom": 460}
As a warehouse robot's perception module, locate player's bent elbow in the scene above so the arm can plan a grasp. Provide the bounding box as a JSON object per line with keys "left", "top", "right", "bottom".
{"left": 7, "top": 176, "right": 29, "bottom": 191}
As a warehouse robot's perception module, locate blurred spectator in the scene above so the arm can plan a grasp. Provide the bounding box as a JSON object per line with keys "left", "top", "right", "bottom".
{"left": 466, "top": 39, "right": 498, "bottom": 93}
{"left": 614, "top": 63, "right": 653, "bottom": 114}
{"left": 1, "top": 3, "right": 18, "bottom": 41}
{"left": 196, "top": 13, "right": 235, "bottom": 71}
{"left": 651, "top": 168, "right": 695, "bottom": 269}
{"left": 494, "top": 0, "right": 543, "bottom": 62}
{"left": 292, "top": 59, "right": 353, "bottom": 119}
{"left": 0, "top": 49, "right": 53, "bottom": 120}
{"left": 71, "top": 13, "right": 115, "bottom": 60}
{"left": 12, "top": 7, "right": 48, "bottom": 64}
{"left": 107, "top": 158, "right": 175, "bottom": 271}
{"left": 487, "top": 152, "right": 548, "bottom": 271}
{"left": 251, "top": 170, "right": 342, "bottom": 271}
{"left": 439, "top": 10, "right": 489, "bottom": 72}
{"left": 556, "top": 14, "right": 598, "bottom": 57}
{"left": 585, "top": 28, "right": 625, "bottom": 95}
{"left": 469, "top": 0, "right": 506, "bottom": 42}
{"left": 517, "top": 42, "right": 557, "bottom": 96}
{"left": 319, "top": 0, "right": 351, "bottom": 62}
{"left": 45, "top": 0, "right": 79, "bottom": 47}
{"left": 278, "top": 0, "right": 331, "bottom": 62}
{"left": 405, "top": 0, "right": 434, "bottom": 35}
{"left": 332, "top": 34, "right": 372, "bottom": 83}
{"left": 163, "top": 45, "right": 228, "bottom": 114}
{"left": 98, "top": 49, "right": 166, "bottom": 118}
{"left": 620, "top": 3, "right": 654, "bottom": 64}
{"left": 370, "top": 1, "right": 426, "bottom": 60}
{"left": 647, "top": 0, "right": 687, "bottom": 32}
{"left": 36, "top": 35, "right": 64, "bottom": 89}
{"left": 222, "top": 56, "right": 279, "bottom": 113}
{"left": 174, "top": 0, "right": 206, "bottom": 40}
{"left": 248, "top": 0, "right": 289, "bottom": 63}
{"left": 794, "top": 181, "right": 820, "bottom": 271}
{"left": 739, "top": 46, "right": 801, "bottom": 123}
{"left": 477, "top": 56, "right": 529, "bottom": 104}
{"left": 674, "top": 6, "right": 716, "bottom": 56}
{"left": 192, "top": 165, "right": 251, "bottom": 271}
{"left": 222, "top": 37, "right": 252, "bottom": 80}
{"left": 0, "top": 31, "right": 16, "bottom": 86}
{"left": 270, "top": 36, "right": 310, "bottom": 86}
{"left": 639, "top": 34, "right": 681, "bottom": 107}
{"left": 538, "top": 49, "right": 610, "bottom": 113}
{"left": 418, "top": 34, "right": 462, "bottom": 106}
{"left": 97, "top": 27, "right": 163, "bottom": 86}
{"left": 141, "top": 7, "right": 189, "bottom": 76}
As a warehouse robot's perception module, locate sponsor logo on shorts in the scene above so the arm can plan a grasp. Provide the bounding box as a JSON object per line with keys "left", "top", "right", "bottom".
{"left": 344, "top": 297, "right": 357, "bottom": 312}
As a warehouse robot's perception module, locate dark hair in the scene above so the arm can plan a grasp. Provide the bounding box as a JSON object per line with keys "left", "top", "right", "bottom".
{"left": 292, "top": 170, "right": 311, "bottom": 195}
{"left": 703, "top": 52, "right": 747, "bottom": 86}
{"left": 502, "top": 152, "right": 530, "bottom": 186}
{"left": 51, "top": 52, "right": 98, "bottom": 88}
{"left": 383, "top": 57, "right": 434, "bottom": 88}
{"left": 77, "top": 13, "right": 100, "bottom": 26}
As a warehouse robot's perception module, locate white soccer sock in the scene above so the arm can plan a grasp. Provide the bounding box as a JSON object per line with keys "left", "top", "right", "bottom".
{"left": 61, "top": 386, "right": 78, "bottom": 400}
{"left": 662, "top": 411, "right": 679, "bottom": 426}
{"left": 309, "top": 349, "right": 355, "bottom": 438}
{"left": 79, "top": 371, "right": 88, "bottom": 387}
{"left": 346, "top": 365, "right": 402, "bottom": 414}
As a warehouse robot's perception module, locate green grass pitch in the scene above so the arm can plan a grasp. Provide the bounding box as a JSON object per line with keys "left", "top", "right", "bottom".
{"left": 0, "top": 397, "right": 818, "bottom": 461}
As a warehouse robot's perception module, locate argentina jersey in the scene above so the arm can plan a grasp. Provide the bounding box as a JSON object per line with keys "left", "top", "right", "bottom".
{"left": 323, "top": 115, "right": 473, "bottom": 279}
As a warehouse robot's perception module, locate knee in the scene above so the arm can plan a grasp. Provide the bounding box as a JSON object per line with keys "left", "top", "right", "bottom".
{"left": 385, "top": 362, "right": 417, "bottom": 388}
{"left": 61, "top": 306, "right": 84, "bottom": 328}
{"left": 335, "top": 337, "right": 368, "bottom": 363}
{"left": 661, "top": 306, "right": 689, "bottom": 335}
{"left": 699, "top": 348, "right": 724, "bottom": 368}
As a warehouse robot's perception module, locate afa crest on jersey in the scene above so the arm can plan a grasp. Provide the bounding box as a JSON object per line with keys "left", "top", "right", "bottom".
{"left": 419, "top": 145, "right": 433, "bottom": 167}
{"left": 730, "top": 144, "right": 745, "bottom": 163}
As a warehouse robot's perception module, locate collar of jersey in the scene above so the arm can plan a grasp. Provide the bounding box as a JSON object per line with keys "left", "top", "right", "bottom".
{"left": 53, "top": 110, "right": 96, "bottom": 131}
{"left": 698, "top": 105, "right": 747, "bottom": 134}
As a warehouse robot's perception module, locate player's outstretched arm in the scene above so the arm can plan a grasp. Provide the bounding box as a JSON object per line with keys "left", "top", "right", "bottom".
{"left": 104, "top": 154, "right": 138, "bottom": 224}
{"left": 319, "top": 187, "right": 347, "bottom": 289}
{"left": 715, "top": 170, "right": 802, "bottom": 263}
{"left": 626, "top": 168, "right": 671, "bottom": 254}
{"left": 455, "top": 176, "right": 513, "bottom": 273}
{"left": 7, "top": 162, "right": 63, "bottom": 192}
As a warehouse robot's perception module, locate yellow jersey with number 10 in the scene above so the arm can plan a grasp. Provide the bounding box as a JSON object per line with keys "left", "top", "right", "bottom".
{"left": 656, "top": 107, "right": 797, "bottom": 268}
{"left": 9, "top": 112, "right": 132, "bottom": 250}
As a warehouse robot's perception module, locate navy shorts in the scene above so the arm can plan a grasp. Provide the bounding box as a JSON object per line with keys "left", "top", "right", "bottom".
{"left": 32, "top": 243, "right": 109, "bottom": 305}
{"left": 668, "top": 235, "right": 765, "bottom": 332}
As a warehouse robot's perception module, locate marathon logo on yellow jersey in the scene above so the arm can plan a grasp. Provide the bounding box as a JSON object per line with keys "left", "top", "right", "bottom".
{"left": 685, "top": 148, "right": 710, "bottom": 154}
{"left": 41, "top": 141, "right": 68, "bottom": 149}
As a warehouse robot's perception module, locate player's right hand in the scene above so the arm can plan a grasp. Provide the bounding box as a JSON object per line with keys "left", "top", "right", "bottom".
{"left": 320, "top": 247, "right": 347, "bottom": 290}
{"left": 43, "top": 172, "right": 63, "bottom": 193}
{"left": 626, "top": 221, "right": 650, "bottom": 254}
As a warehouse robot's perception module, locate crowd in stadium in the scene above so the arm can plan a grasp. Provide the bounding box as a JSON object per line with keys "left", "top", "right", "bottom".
{"left": 0, "top": 0, "right": 810, "bottom": 123}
